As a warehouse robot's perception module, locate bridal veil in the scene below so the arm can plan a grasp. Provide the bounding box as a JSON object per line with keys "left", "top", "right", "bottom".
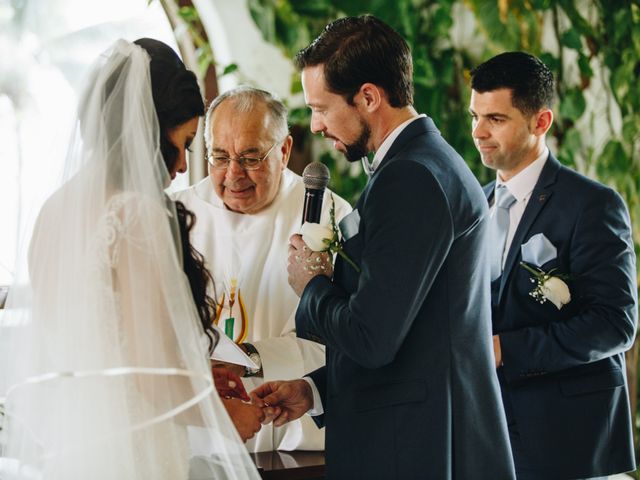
{"left": 0, "top": 39, "right": 259, "bottom": 479}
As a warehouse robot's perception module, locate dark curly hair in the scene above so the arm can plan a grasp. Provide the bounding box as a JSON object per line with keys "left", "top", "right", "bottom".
{"left": 175, "top": 201, "right": 218, "bottom": 354}
{"left": 134, "top": 38, "right": 217, "bottom": 353}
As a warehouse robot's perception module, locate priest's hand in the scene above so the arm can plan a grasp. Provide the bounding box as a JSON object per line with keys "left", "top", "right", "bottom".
{"left": 222, "top": 397, "right": 264, "bottom": 442}
{"left": 250, "top": 379, "right": 312, "bottom": 427}
{"left": 287, "top": 234, "right": 332, "bottom": 297}
{"left": 212, "top": 366, "right": 249, "bottom": 400}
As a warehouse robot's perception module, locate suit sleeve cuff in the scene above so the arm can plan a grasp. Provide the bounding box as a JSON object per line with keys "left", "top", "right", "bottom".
{"left": 303, "top": 376, "right": 324, "bottom": 416}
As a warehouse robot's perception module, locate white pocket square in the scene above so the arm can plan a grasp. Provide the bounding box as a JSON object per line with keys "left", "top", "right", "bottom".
{"left": 521, "top": 233, "right": 557, "bottom": 266}
{"left": 339, "top": 209, "right": 360, "bottom": 241}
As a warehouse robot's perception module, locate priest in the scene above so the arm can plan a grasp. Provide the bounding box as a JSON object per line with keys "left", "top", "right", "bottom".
{"left": 174, "top": 86, "right": 351, "bottom": 451}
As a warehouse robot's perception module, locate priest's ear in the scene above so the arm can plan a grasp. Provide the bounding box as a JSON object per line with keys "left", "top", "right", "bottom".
{"left": 278, "top": 135, "right": 293, "bottom": 170}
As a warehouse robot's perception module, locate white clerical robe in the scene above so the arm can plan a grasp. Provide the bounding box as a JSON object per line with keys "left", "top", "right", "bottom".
{"left": 173, "top": 169, "right": 351, "bottom": 452}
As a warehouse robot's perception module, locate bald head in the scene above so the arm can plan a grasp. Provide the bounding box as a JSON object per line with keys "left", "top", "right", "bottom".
{"left": 204, "top": 86, "right": 289, "bottom": 152}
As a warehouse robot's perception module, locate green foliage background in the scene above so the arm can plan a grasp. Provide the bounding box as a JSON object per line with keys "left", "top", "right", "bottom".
{"left": 247, "top": 0, "right": 639, "bottom": 220}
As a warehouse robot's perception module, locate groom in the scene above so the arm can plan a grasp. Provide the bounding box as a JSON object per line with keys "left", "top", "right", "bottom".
{"left": 252, "top": 15, "right": 515, "bottom": 479}
{"left": 470, "top": 52, "right": 637, "bottom": 479}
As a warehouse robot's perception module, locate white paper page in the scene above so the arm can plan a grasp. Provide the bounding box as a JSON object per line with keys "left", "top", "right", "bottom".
{"left": 210, "top": 324, "right": 258, "bottom": 369}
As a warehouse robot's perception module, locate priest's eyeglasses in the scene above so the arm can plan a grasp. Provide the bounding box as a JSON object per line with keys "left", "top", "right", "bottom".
{"left": 208, "top": 140, "right": 281, "bottom": 171}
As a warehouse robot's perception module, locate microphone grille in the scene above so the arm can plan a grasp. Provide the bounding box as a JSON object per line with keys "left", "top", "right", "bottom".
{"left": 302, "top": 162, "right": 330, "bottom": 190}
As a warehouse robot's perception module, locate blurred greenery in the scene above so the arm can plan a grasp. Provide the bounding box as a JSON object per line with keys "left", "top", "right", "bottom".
{"left": 246, "top": 0, "right": 639, "bottom": 221}
{"left": 174, "top": 4, "right": 238, "bottom": 78}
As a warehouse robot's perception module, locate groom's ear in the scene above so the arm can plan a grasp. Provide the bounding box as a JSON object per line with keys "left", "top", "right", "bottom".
{"left": 356, "top": 83, "right": 383, "bottom": 113}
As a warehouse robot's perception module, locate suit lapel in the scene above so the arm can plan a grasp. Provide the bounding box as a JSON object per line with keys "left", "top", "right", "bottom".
{"left": 498, "top": 153, "right": 562, "bottom": 300}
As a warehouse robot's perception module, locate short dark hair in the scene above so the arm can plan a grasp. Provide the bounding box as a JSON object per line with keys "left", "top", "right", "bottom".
{"left": 470, "top": 51, "right": 555, "bottom": 116}
{"left": 294, "top": 15, "right": 413, "bottom": 107}
{"left": 134, "top": 38, "right": 205, "bottom": 173}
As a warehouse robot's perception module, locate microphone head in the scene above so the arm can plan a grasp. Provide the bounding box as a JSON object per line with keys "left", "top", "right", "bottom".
{"left": 302, "top": 162, "right": 330, "bottom": 190}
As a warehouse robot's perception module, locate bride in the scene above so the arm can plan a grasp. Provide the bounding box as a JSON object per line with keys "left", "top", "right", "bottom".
{"left": 0, "top": 39, "right": 260, "bottom": 479}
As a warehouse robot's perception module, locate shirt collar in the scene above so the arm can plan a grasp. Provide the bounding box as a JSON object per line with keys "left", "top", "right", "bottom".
{"left": 362, "top": 114, "right": 426, "bottom": 175}
{"left": 496, "top": 147, "right": 549, "bottom": 202}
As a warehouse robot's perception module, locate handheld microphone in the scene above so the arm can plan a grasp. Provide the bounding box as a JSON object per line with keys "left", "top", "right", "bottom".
{"left": 302, "top": 162, "right": 330, "bottom": 224}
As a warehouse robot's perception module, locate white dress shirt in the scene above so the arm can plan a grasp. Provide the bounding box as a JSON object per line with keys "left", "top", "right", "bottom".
{"left": 362, "top": 114, "right": 427, "bottom": 175}
{"left": 493, "top": 148, "right": 549, "bottom": 269}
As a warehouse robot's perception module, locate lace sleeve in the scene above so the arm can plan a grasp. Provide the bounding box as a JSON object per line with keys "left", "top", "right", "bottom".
{"left": 96, "top": 193, "right": 175, "bottom": 269}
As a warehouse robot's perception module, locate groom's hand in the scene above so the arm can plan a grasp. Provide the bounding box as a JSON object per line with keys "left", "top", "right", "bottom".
{"left": 250, "top": 379, "right": 313, "bottom": 427}
{"left": 287, "top": 234, "right": 332, "bottom": 297}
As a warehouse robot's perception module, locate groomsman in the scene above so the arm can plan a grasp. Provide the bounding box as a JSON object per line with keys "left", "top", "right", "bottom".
{"left": 470, "top": 51, "right": 637, "bottom": 479}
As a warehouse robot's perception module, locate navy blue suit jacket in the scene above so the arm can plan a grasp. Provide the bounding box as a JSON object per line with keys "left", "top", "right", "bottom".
{"left": 485, "top": 153, "right": 637, "bottom": 479}
{"left": 297, "top": 117, "right": 515, "bottom": 479}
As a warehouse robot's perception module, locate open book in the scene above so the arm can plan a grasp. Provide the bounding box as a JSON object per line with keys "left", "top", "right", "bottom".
{"left": 210, "top": 324, "right": 258, "bottom": 369}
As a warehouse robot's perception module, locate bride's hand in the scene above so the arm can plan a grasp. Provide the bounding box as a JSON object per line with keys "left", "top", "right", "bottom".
{"left": 222, "top": 398, "right": 264, "bottom": 442}
{"left": 212, "top": 366, "right": 249, "bottom": 400}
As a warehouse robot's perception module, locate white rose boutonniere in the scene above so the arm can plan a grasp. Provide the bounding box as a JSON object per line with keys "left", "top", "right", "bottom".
{"left": 520, "top": 262, "right": 571, "bottom": 310}
{"left": 300, "top": 223, "right": 333, "bottom": 252}
{"left": 300, "top": 194, "right": 360, "bottom": 273}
